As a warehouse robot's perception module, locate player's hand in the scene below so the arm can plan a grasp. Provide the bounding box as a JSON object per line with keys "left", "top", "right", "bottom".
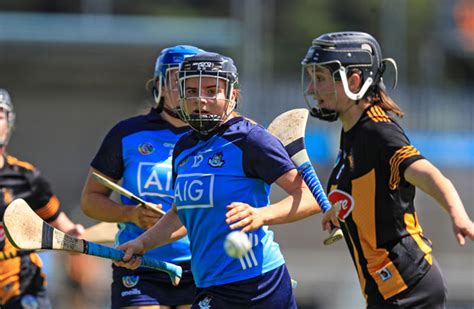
{"left": 225, "top": 202, "right": 264, "bottom": 233}
{"left": 130, "top": 204, "right": 163, "bottom": 230}
{"left": 113, "top": 239, "right": 146, "bottom": 270}
{"left": 451, "top": 214, "right": 474, "bottom": 246}
{"left": 321, "top": 206, "right": 340, "bottom": 232}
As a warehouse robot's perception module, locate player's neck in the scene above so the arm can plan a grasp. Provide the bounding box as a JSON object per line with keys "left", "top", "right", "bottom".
{"left": 340, "top": 100, "right": 370, "bottom": 132}
{"left": 161, "top": 111, "right": 187, "bottom": 128}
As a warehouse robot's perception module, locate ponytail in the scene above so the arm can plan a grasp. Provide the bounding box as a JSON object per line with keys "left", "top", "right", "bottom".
{"left": 371, "top": 88, "right": 404, "bottom": 118}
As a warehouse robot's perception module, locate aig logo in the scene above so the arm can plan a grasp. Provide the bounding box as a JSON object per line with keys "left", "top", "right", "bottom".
{"left": 138, "top": 162, "right": 173, "bottom": 198}
{"left": 174, "top": 173, "right": 214, "bottom": 210}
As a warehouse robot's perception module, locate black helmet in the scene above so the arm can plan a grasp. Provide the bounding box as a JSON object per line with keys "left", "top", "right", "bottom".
{"left": 178, "top": 52, "right": 239, "bottom": 134}
{"left": 302, "top": 31, "right": 397, "bottom": 121}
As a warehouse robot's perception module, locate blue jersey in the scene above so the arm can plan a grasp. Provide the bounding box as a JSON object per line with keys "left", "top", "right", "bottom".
{"left": 172, "top": 116, "right": 295, "bottom": 287}
{"left": 91, "top": 108, "right": 191, "bottom": 264}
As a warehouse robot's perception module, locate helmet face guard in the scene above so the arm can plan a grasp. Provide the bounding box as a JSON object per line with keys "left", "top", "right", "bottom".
{"left": 302, "top": 61, "right": 341, "bottom": 122}
{"left": 153, "top": 45, "right": 205, "bottom": 118}
{"left": 0, "top": 89, "right": 15, "bottom": 146}
{"left": 301, "top": 31, "right": 397, "bottom": 121}
{"left": 178, "top": 53, "right": 239, "bottom": 135}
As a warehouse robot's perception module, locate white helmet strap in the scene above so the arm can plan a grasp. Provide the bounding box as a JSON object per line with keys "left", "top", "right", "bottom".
{"left": 337, "top": 67, "right": 373, "bottom": 101}
{"left": 154, "top": 75, "right": 163, "bottom": 105}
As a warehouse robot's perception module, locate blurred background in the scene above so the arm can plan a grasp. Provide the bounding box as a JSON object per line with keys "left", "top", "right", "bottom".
{"left": 0, "top": 0, "right": 472, "bottom": 308}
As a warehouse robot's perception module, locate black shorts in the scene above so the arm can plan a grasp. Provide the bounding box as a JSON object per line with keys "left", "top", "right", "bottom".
{"left": 111, "top": 261, "right": 196, "bottom": 308}
{"left": 368, "top": 258, "right": 447, "bottom": 309}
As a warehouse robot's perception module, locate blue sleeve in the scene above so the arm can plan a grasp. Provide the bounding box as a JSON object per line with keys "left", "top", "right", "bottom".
{"left": 90, "top": 124, "right": 124, "bottom": 180}
{"left": 243, "top": 127, "right": 295, "bottom": 184}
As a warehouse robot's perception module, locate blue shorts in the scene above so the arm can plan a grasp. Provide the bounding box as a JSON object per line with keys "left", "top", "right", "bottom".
{"left": 191, "top": 264, "right": 296, "bottom": 309}
{"left": 111, "top": 261, "right": 196, "bottom": 308}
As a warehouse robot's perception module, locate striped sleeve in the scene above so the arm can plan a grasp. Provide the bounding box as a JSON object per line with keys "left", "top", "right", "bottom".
{"left": 388, "top": 145, "right": 421, "bottom": 190}
{"left": 26, "top": 170, "right": 62, "bottom": 222}
{"left": 376, "top": 122, "right": 424, "bottom": 190}
{"left": 35, "top": 195, "right": 61, "bottom": 222}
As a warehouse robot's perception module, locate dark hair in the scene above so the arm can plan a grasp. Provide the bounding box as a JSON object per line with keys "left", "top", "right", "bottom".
{"left": 371, "top": 88, "right": 404, "bottom": 118}
{"left": 347, "top": 69, "right": 404, "bottom": 118}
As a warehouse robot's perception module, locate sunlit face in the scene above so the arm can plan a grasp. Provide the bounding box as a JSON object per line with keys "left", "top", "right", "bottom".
{"left": 160, "top": 67, "right": 180, "bottom": 111}
{"left": 181, "top": 76, "right": 234, "bottom": 117}
{"left": 304, "top": 65, "right": 339, "bottom": 110}
{"left": 0, "top": 109, "right": 10, "bottom": 146}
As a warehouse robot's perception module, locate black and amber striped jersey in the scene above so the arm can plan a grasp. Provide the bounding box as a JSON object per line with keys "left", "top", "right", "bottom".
{"left": 0, "top": 155, "right": 61, "bottom": 304}
{"left": 326, "top": 105, "right": 432, "bottom": 305}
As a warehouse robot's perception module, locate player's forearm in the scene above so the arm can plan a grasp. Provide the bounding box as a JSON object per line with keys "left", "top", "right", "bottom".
{"left": 423, "top": 175, "right": 468, "bottom": 220}
{"left": 80, "top": 191, "right": 134, "bottom": 223}
{"left": 139, "top": 208, "right": 186, "bottom": 251}
{"left": 262, "top": 187, "right": 319, "bottom": 225}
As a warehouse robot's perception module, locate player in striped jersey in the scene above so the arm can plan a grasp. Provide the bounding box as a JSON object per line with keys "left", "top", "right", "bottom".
{"left": 114, "top": 52, "right": 328, "bottom": 308}
{"left": 302, "top": 31, "right": 474, "bottom": 308}
{"left": 0, "top": 89, "right": 84, "bottom": 308}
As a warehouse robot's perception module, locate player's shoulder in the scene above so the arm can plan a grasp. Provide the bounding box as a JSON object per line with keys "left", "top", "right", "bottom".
{"left": 226, "top": 116, "right": 283, "bottom": 153}
{"left": 107, "top": 109, "right": 163, "bottom": 137}
{"left": 5, "top": 155, "right": 37, "bottom": 173}
{"left": 173, "top": 130, "right": 199, "bottom": 157}
{"left": 360, "top": 105, "right": 405, "bottom": 138}
{"left": 227, "top": 114, "right": 265, "bottom": 136}
{"left": 112, "top": 113, "right": 150, "bottom": 133}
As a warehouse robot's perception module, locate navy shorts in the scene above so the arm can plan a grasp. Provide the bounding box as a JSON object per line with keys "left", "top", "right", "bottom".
{"left": 191, "top": 264, "right": 296, "bottom": 309}
{"left": 368, "top": 258, "right": 447, "bottom": 309}
{"left": 111, "top": 261, "right": 196, "bottom": 308}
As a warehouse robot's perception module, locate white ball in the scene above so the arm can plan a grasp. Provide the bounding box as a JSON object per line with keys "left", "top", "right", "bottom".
{"left": 224, "top": 231, "right": 251, "bottom": 258}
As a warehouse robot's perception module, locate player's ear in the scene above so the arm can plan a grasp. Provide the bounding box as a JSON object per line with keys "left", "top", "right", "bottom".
{"left": 347, "top": 72, "right": 362, "bottom": 93}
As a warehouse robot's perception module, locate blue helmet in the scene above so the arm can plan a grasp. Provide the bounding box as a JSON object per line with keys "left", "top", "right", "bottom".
{"left": 0, "top": 88, "right": 16, "bottom": 146}
{"left": 153, "top": 45, "right": 205, "bottom": 110}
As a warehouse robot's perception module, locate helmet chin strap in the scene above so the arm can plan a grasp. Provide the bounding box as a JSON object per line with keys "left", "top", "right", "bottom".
{"left": 154, "top": 76, "right": 163, "bottom": 105}
{"left": 338, "top": 67, "right": 373, "bottom": 101}
{"left": 162, "top": 105, "right": 181, "bottom": 119}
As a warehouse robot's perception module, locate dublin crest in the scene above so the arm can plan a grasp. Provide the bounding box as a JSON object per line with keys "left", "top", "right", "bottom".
{"left": 208, "top": 152, "right": 225, "bottom": 168}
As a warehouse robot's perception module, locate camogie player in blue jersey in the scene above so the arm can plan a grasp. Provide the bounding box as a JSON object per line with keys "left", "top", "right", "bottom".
{"left": 80, "top": 45, "right": 204, "bottom": 309}
{"left": 114, "top": 52, "right": 331, "bottom": 308}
